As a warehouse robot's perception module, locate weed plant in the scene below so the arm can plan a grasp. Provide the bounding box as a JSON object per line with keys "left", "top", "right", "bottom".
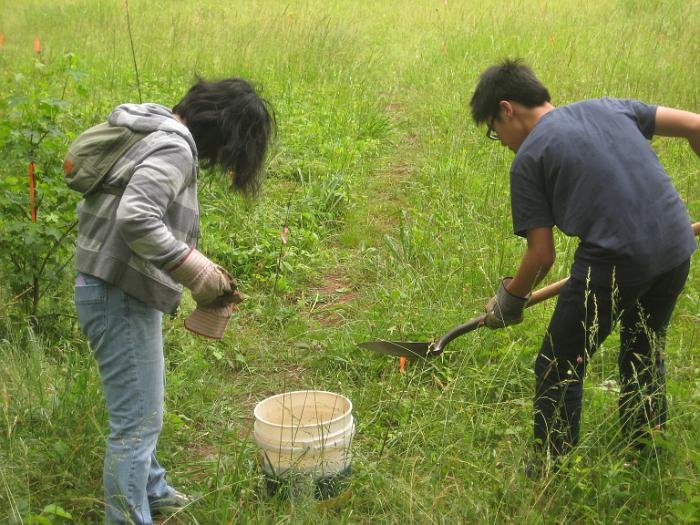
{"left": 0, "top": 0, "right": 698, "bottom": 523}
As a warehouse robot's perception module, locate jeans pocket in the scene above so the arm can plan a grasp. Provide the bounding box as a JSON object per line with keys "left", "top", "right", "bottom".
{"left": 74, "top": 273, "right": 106, "bottom": 304}
{"left": 75, "top": 273, "right": 107, "bottom": 345}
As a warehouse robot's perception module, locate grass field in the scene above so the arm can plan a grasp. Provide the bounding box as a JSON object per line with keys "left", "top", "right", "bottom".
{"left": 1, "top": 0, "right": 699, "bottom": 523}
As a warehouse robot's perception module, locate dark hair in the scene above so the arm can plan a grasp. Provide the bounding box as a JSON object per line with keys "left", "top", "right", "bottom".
{"left": 173, "top": 77, "right": 275, "bottom": 197}
{"left": 470, "top": 59, "right": 551, "bottom": 124}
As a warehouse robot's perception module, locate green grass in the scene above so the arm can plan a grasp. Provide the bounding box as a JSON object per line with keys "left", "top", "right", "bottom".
{"left": 1, "top": 0, "right": 699, "bottom": 523}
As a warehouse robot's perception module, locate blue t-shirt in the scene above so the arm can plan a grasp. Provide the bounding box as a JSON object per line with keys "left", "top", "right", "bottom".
{"left": 510, "top": 98, "right": 696, "bottom": 285}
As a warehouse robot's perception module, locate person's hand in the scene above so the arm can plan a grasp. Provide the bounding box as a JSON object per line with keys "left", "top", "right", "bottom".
{"left": 484, "top": 278, "right": 528, "bottom": 329}
{"left": 207, "top": 264, "right": 246, "bottom": 306}
{"left": 170, "top": 249, "right": 233, "bottom": 306}
{"left": 212, "top": 289, "right": 245, "bottom": 306}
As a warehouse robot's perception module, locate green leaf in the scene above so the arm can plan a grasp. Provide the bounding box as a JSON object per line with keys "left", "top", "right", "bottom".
{"left": 24, "top": 515, "right": 52, "bottom": 525}
{"left": 41, "top": 504, "right": 72, "bottom": 519}
{"left": 67, "top": 69, "right": 88, "bottom": 82}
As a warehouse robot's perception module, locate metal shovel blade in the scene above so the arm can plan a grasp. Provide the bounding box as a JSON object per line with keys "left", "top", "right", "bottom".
{"left": 359, "top": 315, "right": 483, "bottom": 359}
{"left": 358, "top": 340, "right": 432, "bottom": 358}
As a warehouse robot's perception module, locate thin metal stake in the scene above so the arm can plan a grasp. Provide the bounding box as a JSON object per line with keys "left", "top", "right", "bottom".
{"left": 124, "top": 0, "right": 142, "bottom": 103}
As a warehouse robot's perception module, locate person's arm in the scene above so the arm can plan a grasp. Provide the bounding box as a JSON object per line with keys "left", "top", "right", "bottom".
{"left": 506, "top": 226, "right": 555, "bottom": 297}
{"left": 484, "top": 227, "right": 554, "bottom": 329}
{"left": 654, "top": 106, "right": 700, "bottom": 157}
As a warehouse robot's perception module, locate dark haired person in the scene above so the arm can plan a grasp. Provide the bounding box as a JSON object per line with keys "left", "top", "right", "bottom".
{"left": 470, "top": 59, "right": 699, "bottom": 473}
{"left": 73, "top": 78, "right": 274, "bottom": 523}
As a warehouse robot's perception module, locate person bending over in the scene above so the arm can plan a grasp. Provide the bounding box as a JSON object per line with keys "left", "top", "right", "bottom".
{"left": 470, "top": 59, "right": 698, "bottom": 471}
{"left": 73, "top": 78, "right": 274, "bottom": 523}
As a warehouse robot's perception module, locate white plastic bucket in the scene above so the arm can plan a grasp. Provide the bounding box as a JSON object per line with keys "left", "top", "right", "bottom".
{"left": 253, "top": 390, "right": 354, "bottom": 486}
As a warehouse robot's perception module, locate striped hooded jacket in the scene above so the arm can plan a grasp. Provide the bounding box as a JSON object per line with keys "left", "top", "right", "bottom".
{"left": 75, "top": 103, "right": 199, "bottom": 313}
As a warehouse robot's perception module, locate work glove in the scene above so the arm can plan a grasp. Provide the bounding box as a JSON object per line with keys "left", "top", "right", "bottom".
{"left": 484, "top": 278, "right": 529, "bottom": 329}
{"left": 170, "top": 248, "right": 234, "bottom": 306}
{"left": 184, "top": 286, "right": 245, "bottom": 340}
{"left": 184, "top": 302, "right": 238, "bottom": 340}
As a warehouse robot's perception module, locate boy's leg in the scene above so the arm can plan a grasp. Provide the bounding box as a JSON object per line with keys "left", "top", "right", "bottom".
{"left": 618, "top": 259, "right": 690, "bottom": 445}
{"left": 534, "top": 278, "right": 614, "bottom": 456}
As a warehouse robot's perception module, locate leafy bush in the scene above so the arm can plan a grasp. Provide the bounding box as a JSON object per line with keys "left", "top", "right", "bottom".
{"left": 0, "top": 51, "right": 88, "bottom": 327}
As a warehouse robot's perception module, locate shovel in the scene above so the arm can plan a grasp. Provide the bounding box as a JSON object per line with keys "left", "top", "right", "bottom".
{"left": 359, "top": 277, "right": 566, "bottom": 359}
{"left": 360, "top": 222, "right": 700, "bottom": 359}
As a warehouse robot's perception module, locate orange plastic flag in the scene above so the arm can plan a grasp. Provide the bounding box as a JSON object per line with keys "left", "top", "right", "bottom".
{"left": 399, "top": 356, "right": 406, "bottom": 374}
{"left": 0, "top": 33, "right": 5, "bottom": 48}
{"left": 33, "top": 35, "right": 41, "bottom": 54}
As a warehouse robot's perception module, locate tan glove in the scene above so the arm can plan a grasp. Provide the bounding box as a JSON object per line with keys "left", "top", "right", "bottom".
{"left": 184, "top": 286, "right": 245, "bottom": 339}
{"left": 185, "top": 303, "right": 236, "bottom": 339}
{"left": 484, "top": 278, "right": 529, "bottom": 329}
{"left": 170, "top": 248, "right": 233, "bottom": 306}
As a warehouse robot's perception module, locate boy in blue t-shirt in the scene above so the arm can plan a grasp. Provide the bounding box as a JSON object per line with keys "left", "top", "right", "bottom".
{"left": 470, "top": 59, "right": 698, "bottom": 466}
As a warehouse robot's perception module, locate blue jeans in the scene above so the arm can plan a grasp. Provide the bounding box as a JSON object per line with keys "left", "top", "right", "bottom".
{"left": 75, "top": 273, "right": 175, "bottom": 524}
{"left": 534, "top": 259, "right": 690, "bottom": 456}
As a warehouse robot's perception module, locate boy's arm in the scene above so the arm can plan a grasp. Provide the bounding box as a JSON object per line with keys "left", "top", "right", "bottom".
{"left": 483, "top": 227, "right": 555, "bottom": 329}
{"left": 506, "top": 227, "right": 555, "bottom": 297}
{"left": 654, "top": 107, "right": 700, "bottom": 157}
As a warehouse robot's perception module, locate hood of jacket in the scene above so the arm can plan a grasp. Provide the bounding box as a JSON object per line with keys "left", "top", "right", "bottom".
{"left": 108, "top": 103, "right": 197, "bottom": 156}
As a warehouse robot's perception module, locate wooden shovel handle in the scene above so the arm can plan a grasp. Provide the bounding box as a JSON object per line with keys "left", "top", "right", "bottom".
{"left": 526, "top": 277, "right": 568, "bottom": 308}
{"left": 526, "top": 221, "right": 700, "bottom": 308}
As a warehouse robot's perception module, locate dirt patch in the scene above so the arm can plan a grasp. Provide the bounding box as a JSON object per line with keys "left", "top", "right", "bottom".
{"left": 308, "top": 273, "right": 356, "bottom": 326}
{"left": 186, "top": 442, "right": 220, "bottom": 462}
{"left": 388, "top": 161, "right": 411, "bottom": 178}
{"left": 311, "top": 274, "right": 356, "bottom": 305}
{"left": 314, "top": 309, "right": 348, "bottom": 327}
{"left": 384, "top": 101, "right": 405, "bottom": 116}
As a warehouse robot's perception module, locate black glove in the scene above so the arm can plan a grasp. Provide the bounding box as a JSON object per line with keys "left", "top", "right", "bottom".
{"left": 485, "top": 278, "right": 528, "bottom": 329}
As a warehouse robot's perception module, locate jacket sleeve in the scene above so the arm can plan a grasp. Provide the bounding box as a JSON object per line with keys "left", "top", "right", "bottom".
{"left": 115, "top": 134, "right": 195, "bottom": 269}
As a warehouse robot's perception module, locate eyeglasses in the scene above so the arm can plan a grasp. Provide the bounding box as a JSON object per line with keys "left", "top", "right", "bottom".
{"left": 486, "top": 118, "right": 500, "bottom": 141}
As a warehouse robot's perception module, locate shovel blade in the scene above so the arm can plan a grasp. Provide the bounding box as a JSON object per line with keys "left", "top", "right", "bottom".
{"left": 359, "top": 340, "right": 432, "bottom": 359}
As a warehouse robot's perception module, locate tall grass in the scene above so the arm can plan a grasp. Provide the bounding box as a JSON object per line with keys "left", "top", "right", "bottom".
{"left": 1, "top": 0, "right": 698, "bottom": 523}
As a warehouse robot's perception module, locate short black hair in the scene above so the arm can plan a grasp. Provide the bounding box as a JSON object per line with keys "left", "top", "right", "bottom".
{"left": 470, "top": 59, "right": 551, "bottom": 124}
{"left": 173, "top": 77, "right": 275, "bottom": 197}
